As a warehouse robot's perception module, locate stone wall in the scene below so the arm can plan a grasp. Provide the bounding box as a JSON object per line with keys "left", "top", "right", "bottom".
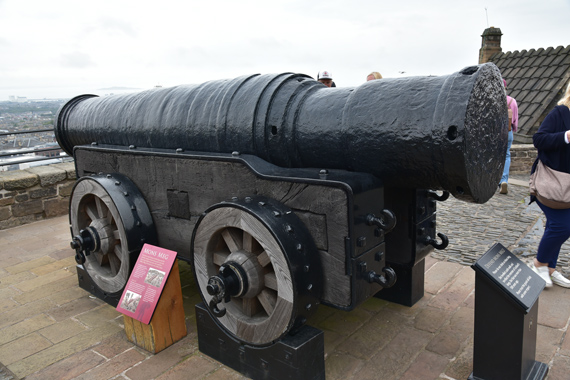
{"left": 510, "top": 144, "right": 537, "bottom": 174}
{"left": 0, "top": 162, "right": 76, "bottom": 230}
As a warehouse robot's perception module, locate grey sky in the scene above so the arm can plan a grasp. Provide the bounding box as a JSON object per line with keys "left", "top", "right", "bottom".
{"left": 1, "top": 0, "right": 569, "bottom": 99}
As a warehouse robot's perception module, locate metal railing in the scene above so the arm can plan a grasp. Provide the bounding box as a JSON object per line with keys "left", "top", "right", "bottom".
{"left": 0, "top": 128, "right": 72, "bottom": 169}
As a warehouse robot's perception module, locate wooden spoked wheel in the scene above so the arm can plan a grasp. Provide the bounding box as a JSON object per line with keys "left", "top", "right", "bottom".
{"left": 70, "top": 178, "right": 131, "bottom": 294}
{"left": 193, "top": 205, "right": 298, "bottom": 346}
{"left": 70, "top": 174, "right": 156, "bottom": 296}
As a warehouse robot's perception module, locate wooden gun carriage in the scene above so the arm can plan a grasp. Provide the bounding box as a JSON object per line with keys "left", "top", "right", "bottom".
{"left": 55, "top": 63, "right": 507, "bottom": 357}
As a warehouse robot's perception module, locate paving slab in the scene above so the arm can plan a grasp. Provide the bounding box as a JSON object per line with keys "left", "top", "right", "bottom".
{"left": 71, "top": 348, "right": 147, "bottom": 380}
{"left": 23, "top": 349, "right": 106, "bottom": 380}
{"left": 38, "top": 319, "right": 88, "bottom": 344}
{"left": 0, "top": 314, "right": 55, "bottom": 345}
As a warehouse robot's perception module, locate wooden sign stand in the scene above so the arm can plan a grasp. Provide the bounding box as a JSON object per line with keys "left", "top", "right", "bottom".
{"left": 123, "top": 260, "right": 187, "bottom": 353}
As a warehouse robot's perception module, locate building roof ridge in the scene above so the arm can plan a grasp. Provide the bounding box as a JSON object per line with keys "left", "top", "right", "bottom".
{"left": 500, "top": 45, "right": 570, "bottom": 57}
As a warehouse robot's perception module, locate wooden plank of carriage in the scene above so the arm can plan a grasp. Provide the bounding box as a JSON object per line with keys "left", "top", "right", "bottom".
{"left": 123, "top": 260, "right": 187, "bottom": 353}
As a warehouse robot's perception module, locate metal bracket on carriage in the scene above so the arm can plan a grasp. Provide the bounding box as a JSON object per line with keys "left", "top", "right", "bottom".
{"left": 426, "top": 190, "right": 450, "bottom": 202}
{"left": 425, "top": 232, "right": 449, "bottom": 250}
{"left": 366, "top": 267, "right": 397, "bottom": 288}
{"left": 366, "top": 209, "right": 396, "bottom": 233}
{"left": 70, "top": 228, "right": 98, "bottom": 265}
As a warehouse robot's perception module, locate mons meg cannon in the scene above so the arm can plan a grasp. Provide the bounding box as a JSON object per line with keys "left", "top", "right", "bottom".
{"left": 55, "top": 63, "right": 507, "bottom": 352}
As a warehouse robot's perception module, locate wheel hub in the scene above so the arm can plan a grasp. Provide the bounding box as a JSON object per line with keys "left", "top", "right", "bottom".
{"left": 206, "top": 261, "right": 249, "bottom": 317}
{"left": 208, "top": 262, "right": 249, "bottom": 299}
{"left": 89, "top": 218, "right": 116, "bottom": 256}
{"left": 206, "top": 247, "right": 268, "bottom": 317}
{"left": 70, "top": 227, "right": 99, "bottom": 264}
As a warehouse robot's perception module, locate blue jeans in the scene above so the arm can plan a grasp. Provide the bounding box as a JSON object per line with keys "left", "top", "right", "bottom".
{"left": 501, "top": 130, "right": 513, "bottom": 184}
{"left": 536, "top": 200, "right": 570, "bottom": 268}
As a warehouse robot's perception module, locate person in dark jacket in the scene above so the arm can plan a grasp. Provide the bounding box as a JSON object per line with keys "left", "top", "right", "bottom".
{"left": 531, "top": 82, "right": 570, "bottom": 288}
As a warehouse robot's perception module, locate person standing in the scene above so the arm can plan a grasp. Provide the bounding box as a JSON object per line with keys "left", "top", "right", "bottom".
{"left": 499, "top": 79, "right": 519, "bottom": 194}
{"left": 366, "top": 72, "right": 382, "bottom": 81}
{"left": 530, "top": 81, "right": 570, "bottom": 288}
{"left": 317, "top": 70, "right": 334, "bottom": 87}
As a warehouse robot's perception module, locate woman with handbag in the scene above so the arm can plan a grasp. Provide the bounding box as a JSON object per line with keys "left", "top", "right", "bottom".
{"left": 530, "top": 81, "right": 570, "bottom": 288}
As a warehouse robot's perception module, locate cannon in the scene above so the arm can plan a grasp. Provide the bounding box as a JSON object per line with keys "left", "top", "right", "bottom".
{"left": 55, "top": 62, "right": 507, "bottom": 376}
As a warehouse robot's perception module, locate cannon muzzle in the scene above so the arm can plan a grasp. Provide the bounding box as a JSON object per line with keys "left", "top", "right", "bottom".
{"left": 55, "top": 63, "right": 508, "bottom": 203}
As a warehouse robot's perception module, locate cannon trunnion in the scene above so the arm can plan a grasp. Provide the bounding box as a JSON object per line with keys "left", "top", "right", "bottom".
{"left": 58, "top": 63, "right": 507, "bottom": 373}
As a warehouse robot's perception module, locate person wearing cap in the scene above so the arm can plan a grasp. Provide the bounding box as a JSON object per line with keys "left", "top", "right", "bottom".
{"left": 317, "top": 70, "right": 334, "bottom": 87}
{"left": 366, "top": 72, "right": 382, "bottom": 81}
{"left": 499, "top": 78, "right": 519, "bottom": 194}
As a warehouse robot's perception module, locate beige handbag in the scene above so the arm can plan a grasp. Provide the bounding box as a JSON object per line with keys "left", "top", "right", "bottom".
{"left": 529, "top": 160, "right": 570, "bottom": 209}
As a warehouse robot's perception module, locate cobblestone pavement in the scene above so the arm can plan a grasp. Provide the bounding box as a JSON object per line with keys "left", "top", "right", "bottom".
{"left": 433, "top": 174, "right": 570, "bottom": 278}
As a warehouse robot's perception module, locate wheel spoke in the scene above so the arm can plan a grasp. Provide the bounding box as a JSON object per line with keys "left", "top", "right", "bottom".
{"left": 93, "top": 251, "right": 107, "bottom": 266}
{"left": 213, "top": 251, "right": 229, "bottom": 266}
{"left": 85, "top": 204, "right": 98, "bottom": 221}
{"left": 257, "top": 250, "right": 271, "bottom": 267}
{"left": 264, "top": 272, "right": 278, "bottom": 290}
{"left": 95, "top": 197, "right": 107, "bottom": 219}
{"left": 108, "top": 250, "right": 121, "bottom": 276}
{"left": 257, "top": 289, "right": 276, "bottom": 315}
{"left": 114, "top": 244, "right": 125, "bottom": 261}
{"left": 222, "top": 228, "right": 242, "bottom": 252}
{"left": 242, "top": 297, "right": 262, "bottom": 317}
{"left": 243, "top": 231, "right": 254, "bottom": 252}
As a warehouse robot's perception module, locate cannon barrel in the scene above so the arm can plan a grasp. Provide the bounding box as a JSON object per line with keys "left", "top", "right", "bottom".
{"left": 55, "top": 63, "right": 507, "bottom": 203}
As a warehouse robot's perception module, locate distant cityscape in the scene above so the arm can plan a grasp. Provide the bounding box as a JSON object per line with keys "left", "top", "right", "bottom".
{"left": 6, "top": 95, "right": 69, "bottom": 103}
{"left": 8, "top": 95, "right": 29, "bottom": 103}
{"left": 0, "top": 99, "right": 70, "bottom": 171}
{"left": 0, "top": 86, "right": 159, "bottom": 171}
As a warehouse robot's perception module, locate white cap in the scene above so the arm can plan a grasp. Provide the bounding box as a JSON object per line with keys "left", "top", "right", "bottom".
{"left": 318, "top": 70, "right": 332, "bottom": 80}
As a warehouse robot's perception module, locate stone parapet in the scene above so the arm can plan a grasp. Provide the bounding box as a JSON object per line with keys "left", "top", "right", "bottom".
{"left": 510, "top": 143, "right": 537, "bottom": 174}
{"left": 0, "top": 162, "right": 76, "bottom": 230}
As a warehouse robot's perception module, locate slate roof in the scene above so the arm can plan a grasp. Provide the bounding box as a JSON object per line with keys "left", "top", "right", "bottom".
{"left": 489, "top": 45, "right": 570, "bottom": 143}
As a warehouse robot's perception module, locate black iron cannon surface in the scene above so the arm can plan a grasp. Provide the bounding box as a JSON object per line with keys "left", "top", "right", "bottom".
{"left": 56, "top": 63, "right": 508, "bottom": 349}
{"left": 56, "top": 63, "right": 507, "bottom": 204}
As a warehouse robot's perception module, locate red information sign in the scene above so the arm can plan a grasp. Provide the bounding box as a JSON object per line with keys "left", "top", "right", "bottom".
{"left": 116, "top": 244, "right": 177, "bottom": 324}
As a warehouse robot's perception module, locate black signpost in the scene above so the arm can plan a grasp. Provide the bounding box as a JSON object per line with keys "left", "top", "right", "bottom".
{"left": 470, "top": 243, "right": 548, "bottom": 380}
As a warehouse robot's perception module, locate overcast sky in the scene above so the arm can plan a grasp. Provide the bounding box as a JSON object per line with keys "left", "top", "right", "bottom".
{"left": 1, "top": 0, "right": 569, "bottom": 100}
